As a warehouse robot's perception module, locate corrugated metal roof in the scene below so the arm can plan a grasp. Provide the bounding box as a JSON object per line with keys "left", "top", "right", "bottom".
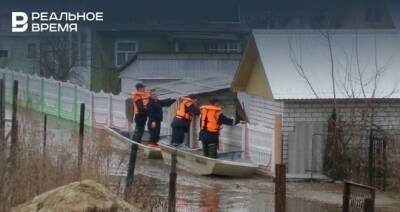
{"left": 119, "top": 53, "right": 240, "bottom": 80}
{"left": 149, "top": 77, "right": 232, "bottom": 99}
{"left": 253, "top": 29, "right": 400, "bottom": 99}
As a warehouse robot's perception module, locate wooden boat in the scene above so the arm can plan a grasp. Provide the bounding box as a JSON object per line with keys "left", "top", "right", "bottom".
{"left": 104, "top": 127, "right": 162, "bottom": 159}
{"left": 158, "top": 142, "right": 259, "bottom": 177}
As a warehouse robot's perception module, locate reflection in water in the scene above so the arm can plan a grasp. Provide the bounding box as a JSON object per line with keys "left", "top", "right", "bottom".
{"left": 174, "top": 183, "right": 221, "bottom": 212}
{"left": 199, "top": 186, "right": 220, "bottom": 212}
{"left": 286, "top": 198, "right": 340, "bottom": 212}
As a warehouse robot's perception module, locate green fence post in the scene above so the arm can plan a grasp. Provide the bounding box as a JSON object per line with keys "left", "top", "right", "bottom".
{"left": 11, "top": 71, "right": 15, "bottom": 102}
{"left": 57, "top": 82, "right": 61, "bottom": 118}
{"left": 91, "top": 92, "right": 95, "bottom": 127}
{"left": 108, "top": 94, "right": 112, "bottom": 128}
{"left": 74, "top": 85, "right": 78, "bottom": 122}
{"left": 40, "top": 78, "right": 44, "bottom": 113}
{"left": 26, "top": 74, "right": 30, "bottom": 108}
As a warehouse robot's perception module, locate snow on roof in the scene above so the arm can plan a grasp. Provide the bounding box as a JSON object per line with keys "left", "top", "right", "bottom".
{"left": 253, "top": 29, "right": 400, "bottom": 99}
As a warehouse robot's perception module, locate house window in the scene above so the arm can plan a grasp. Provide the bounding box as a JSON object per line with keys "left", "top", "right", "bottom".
{"left": 0, "top": 50, "right": 8, "bottom": 58}
{"left": 27, "top": 43, "right": 37, "bottom": 59}
{"left": 115, "top": 40, "right": 137, "bottom": 67}
{"left": 206, "top": 41, "right": 241, "bottom": 53}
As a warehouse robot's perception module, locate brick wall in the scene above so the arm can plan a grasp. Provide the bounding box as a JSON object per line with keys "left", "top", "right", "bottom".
{"left": 281, "top": 101, "right": 400, "bottom": 163}
{"left": 237, "top": 92, "right": 400, "bottom": 167}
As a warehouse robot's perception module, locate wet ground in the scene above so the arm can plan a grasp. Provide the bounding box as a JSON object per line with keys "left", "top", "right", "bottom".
{"left": 11, "top": 108, "right": 400, "bottom": 212}
{"left": 106, "top": 133, "right": 400, "bottom": 212}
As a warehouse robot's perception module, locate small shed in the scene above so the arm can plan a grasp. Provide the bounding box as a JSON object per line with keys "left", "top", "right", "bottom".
{"left": 118, "top": 53, "right": 240, "bottom": 94}
{"left": 232, "top": 29, "right": 400, "bottom": 179}
{"left": 150, "top": 76, "right": 237, "bottom": 118}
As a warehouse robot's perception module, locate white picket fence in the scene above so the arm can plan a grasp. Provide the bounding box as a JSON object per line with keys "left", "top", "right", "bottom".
{"left": 220, "top": 123, "right": 275, "bottom": 174}
{"left": 1, "top": 68, "right": 277, "bottom": 175}
{"left": 0, "top": 68, "right": 138, "bottom": 130}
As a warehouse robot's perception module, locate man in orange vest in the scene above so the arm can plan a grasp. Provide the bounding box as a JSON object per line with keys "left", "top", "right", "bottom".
{"left": 199, "top": 97, "right": 234, "bottom": 158}
{"left": 170, "top": 95, "right": 200, "bottom": 147}
{"left": 131, "top": 83, "right": 150, "bottom": 143}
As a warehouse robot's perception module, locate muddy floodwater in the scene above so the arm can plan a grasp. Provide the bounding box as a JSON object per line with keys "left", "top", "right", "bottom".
{"left": 12, "top": 109, "right": 400, "bottom": 212}
{"left": 108, "top": 152, "right": 343, "bottom": 212}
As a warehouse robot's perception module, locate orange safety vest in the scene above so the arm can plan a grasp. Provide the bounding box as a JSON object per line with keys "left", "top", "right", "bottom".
{"left": 132, "top": 91, "right": 149, "bottom": 114}
{"left": 200, "top": 105, "right": 222, "bottom": 133}
{"left": 175, "top": 97, "right": 195, "bottom": 121}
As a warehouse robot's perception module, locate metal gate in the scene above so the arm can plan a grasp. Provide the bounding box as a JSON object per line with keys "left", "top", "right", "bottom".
{"left": 311, "top": 126, "right": 387, "bottom": 190}
{"left": 368, "top": 128, "right": 386, "bottom": 190}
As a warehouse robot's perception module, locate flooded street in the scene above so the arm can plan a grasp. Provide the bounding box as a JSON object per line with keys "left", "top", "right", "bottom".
{"left": 117, "top": 157, "right": 342, "bottom": 212}
{"left": 7, "top": 108, "right": 400, "bottom": 212}
{"left": 105, "top": 131, "right": 398, "bottom": 212}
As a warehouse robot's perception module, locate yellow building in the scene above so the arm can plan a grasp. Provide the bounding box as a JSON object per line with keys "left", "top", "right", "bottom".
{"left": 231, "top": 29, "right": 400, "bottom": 180}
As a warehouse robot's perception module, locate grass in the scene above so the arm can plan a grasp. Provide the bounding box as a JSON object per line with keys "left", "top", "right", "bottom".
{"left": 0, "top": 107, "right": 114, "bottom": 211}
{"left": 0, "top": 106, "right": 171, "bottom": 211}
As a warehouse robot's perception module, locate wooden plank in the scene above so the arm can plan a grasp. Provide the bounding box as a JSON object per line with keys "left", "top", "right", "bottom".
{"left": 275, "top": 164, "right": 286, "bottom": 212}
{"left": 275, "top": 114, "right": 282, "bottom": 165}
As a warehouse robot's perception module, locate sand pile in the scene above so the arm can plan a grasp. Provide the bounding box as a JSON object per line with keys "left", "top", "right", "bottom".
{"left": 11, "top": 180, "right": 140, "bottom": 212}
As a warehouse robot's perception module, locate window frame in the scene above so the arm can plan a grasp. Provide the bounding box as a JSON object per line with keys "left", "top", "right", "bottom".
{"left": 114, "top": 40, "right": 138, "bottom": 67}
{"left": 206, "top": 41, "right": 241, "bottom": 53}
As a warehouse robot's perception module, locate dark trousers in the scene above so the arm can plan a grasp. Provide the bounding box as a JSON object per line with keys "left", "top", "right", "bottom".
{"left": 171, "top": 127, "right": 186, "bottom": 146}
{"left": 200, "top": 130, "right": 219, "bottom": 158}
{"left": 147, "top": 121, "right": 161, "bottom": 144}
{"left": 132, "top": 116, "right": 146, "bottom": 143}
{"left": 202, "top": 142, "right": 218, "bottom": 159}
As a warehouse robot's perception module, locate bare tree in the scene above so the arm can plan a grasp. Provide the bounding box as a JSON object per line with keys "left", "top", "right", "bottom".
{"left": 320, "top": 31, "right": 337, "bottom": 108}
{"left": 287, "top": 33, "right": 320, "bottom": 99}
{"left": 39, "top": 32, "right": 88, "bottom": 82}
{"left": 287, "top": 30, "right": 398, "bottom": 182}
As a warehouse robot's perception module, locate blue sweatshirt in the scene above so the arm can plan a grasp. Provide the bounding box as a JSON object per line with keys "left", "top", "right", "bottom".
{"left": 147, "top": 98, "right": 176, "bottom": 122}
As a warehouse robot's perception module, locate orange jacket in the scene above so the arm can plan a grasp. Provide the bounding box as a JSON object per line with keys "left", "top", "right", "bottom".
{"left": 132, "top": 91, "right": 150, "bottom": 114}
{"left": 200, "top": 105, "right": 222, "bottom": 133}
{"left": 175, "top": 96, "right": 195, "bottom": 121}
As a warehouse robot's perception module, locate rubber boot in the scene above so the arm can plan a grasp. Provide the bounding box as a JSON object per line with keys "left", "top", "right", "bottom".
{"left": 208, "top": 143, "right": 218, "bottom": 159}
